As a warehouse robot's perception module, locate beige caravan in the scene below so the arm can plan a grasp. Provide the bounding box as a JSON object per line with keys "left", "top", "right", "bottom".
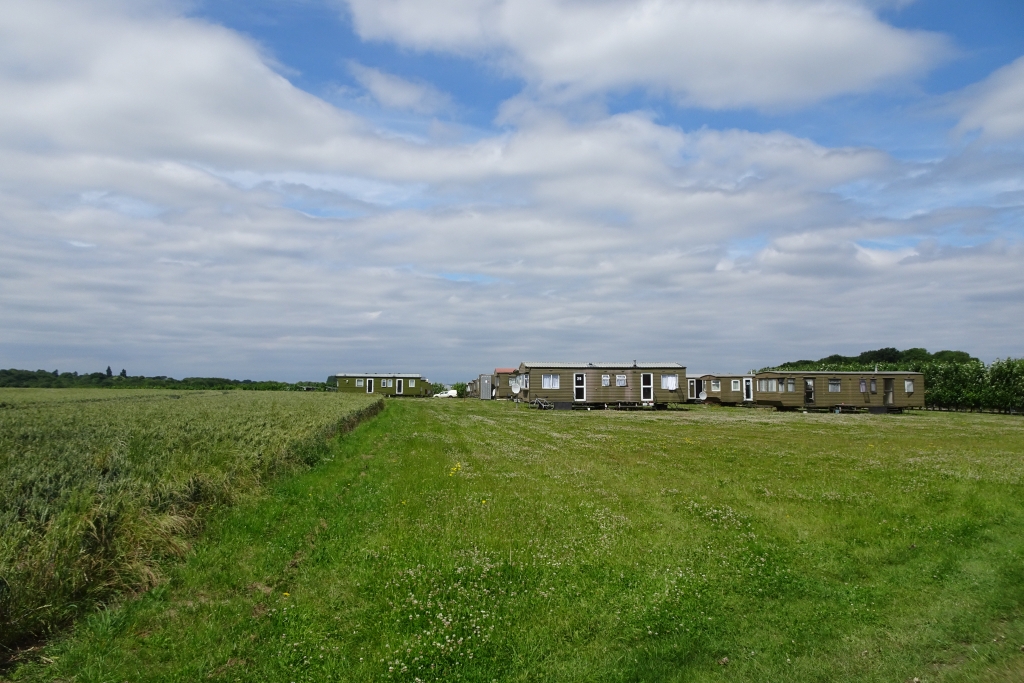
{"left": 515, "top": 362, "right": 686, "bottom": 408}
{"left": 754, "top": 370, "right": 924, "bottom": 411}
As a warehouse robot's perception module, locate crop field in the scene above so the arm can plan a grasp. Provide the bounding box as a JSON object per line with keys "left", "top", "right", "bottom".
{"left": 6, "top": 399, "right": 1024, "bottom": 682}
{"left": 0, "top": 389, "right": 381, "bottom": 653}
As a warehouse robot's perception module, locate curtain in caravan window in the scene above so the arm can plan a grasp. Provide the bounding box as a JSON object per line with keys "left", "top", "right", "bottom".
{"left": 602, "top": 375, "right": 610, "bottom": 386}
{"left": 904, "top": 379, "right": 914, "bottom": 393}
{"left": 828, "top": 379, "right": 842, "bottom": 392}
{"left": 616, "top": 375, "right": 627, "bottom": 387}
{"left": 711, "top": 379, "right": 721, "bottom": 391}
{"left": 732, "top": 379, "right": 741, "bottom": 391}
{"left": 356, "top": 378, "right": 364, "bottom": 387}
{"left": 660, "top": 375, "right": 678, "bottom": 390}
{"left": 542, "top": 374, "right": 560, "bottom": 389}
{"left": 409, "top": 379, "right": 415, "bottom": 387}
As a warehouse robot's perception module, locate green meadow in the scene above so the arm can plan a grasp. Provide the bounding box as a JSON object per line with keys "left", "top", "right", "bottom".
{"left": 6, "top": 398, "right": 1024, "bottom": 682}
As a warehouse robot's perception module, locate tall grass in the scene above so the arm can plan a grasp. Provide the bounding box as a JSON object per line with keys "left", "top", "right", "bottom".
{"left": 0, "top": 389, "right": 381, "bottom": 652}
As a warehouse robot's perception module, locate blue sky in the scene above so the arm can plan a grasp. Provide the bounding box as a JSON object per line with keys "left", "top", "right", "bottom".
{"left": 1, "top": 0, "right": 1023, "bottom": 381}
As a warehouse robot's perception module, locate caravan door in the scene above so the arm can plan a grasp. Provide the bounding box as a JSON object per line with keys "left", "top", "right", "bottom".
{"left": 641, "top": 373, "right": 653, "bottom": 402}
{"left": 743, "top": 377, "right": 753, "bottom": 402}
{"left": 396, "top": 378, "right": 404, "bottom": 395}
{"left": 687, "top": 378, "right": 697, "bottom": 400}
{"left": 574, "top": 373, "right": 586, "bottom": 402}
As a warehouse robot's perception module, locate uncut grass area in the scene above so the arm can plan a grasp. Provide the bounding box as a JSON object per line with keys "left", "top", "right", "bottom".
{"left": 8, "top": 400, "right": 1024, "bottom": 682}
{"left": 0, "top": 389, "right": 381, "bottom": 654}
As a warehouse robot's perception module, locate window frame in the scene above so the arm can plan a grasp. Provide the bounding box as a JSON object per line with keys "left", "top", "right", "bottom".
{"left": 616, "top": 375, "right": 627, "bottom": 387}
{"left": 828, "top": 379, "right": 842, "bottom": 393}
{"left": 660, "top": 374, "right": 679, "bottom": 390}
{"left": 601, "top": 374, "right": 610, "bottom": 387}
{"left": 355, "top": 378, "right": 364, "bottom": 387}
{"left": 731, "top": 379, "right": 741, "bottom": 392}
{"left": 542, "top": 373, "right": 560, "bottom": 389}
{"left": 710, "top": 379, "right": 721, "bottom": 392}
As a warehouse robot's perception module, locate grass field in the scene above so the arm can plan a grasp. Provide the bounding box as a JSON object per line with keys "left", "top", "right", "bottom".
{"left": 6, "top": 399, "right": 1024, "bottom": 682}
{"left": 0, "top": 389, "right": 381, "bottom": 653}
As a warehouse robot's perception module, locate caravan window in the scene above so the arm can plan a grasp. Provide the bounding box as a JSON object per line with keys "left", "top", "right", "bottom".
{"left": 786, "top": 378, "right": 796, "bottom": 392}
{"left": 710, "top": 379, "right": 721, "bottom": 392}
{"left": 860, "top": 379, "right": 867, "bottom": 393}
{"left": 870, "top": 379, "right": 877, "bottom": 393}
{"left": 660, "top": 375, "right": 679, "bottom": 390}
{"left": 757, "top": 379, "right": 777, "bottom": 392}
{"left": 542, "top": 374, "right": 560, "bottom": 389}
{"left": 904, "top": 379, "right": 915, "bottom": 394}
{"left": 828, "top": 379, "right": 842, "bottom": 392}
{"left": 602, "top": 375, "right": 610, "bottom": 386}
{"left": 355, "top": 378, "right": 364, "bottom": 387}
{"left": 731, "top": 379, "right": 741, "bottom": 391}
{"left": 409, "top": 379, "right": 415, "bottom": 387}
{"left": 616, "top": 375, "right": 627, "bottom": 387}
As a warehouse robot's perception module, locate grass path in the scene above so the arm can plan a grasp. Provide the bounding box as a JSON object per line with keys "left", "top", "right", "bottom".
{"left": 9, "top": 400, "right": 1024, "bottom": 682}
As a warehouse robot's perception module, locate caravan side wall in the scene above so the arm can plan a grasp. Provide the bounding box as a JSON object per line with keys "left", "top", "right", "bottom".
{"left": 754, "top": 372, "right": 925, "bottom": 409}
{"left": 523, "top": 367, "right": 685, "bottom": 405}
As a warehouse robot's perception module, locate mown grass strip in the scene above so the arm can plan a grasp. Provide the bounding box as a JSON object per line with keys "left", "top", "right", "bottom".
{"left": 7, "top": 400, "right": 1024, "bottom": 682}
{"left": 0, "top": 389, "right": 381, "bottom": 658}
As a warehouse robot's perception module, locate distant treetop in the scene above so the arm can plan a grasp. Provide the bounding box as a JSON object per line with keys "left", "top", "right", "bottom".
{"left": 766, "top": 347, "right": 979, "bottom": 372}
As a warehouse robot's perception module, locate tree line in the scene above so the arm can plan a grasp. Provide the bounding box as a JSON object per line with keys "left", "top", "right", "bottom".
{"left": 765, "top": 348, "right": 1024, "bottom": 413}
{"left": 0, "top": 368, "right": 328, "bottom": 391}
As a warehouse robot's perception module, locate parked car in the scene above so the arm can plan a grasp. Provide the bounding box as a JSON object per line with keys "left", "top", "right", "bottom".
{"left": 433, "top": 389, "right": 458, "bottom": 398}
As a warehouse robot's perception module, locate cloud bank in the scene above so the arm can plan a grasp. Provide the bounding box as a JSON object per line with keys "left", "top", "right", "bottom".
{"left": 343, "top": 0, "right": 950, "bottom": 108}
{"left": 0, "top": 0, "right": 1021, "bottom": 381}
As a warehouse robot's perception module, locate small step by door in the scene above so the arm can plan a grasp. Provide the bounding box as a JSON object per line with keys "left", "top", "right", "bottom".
{"left": 884, "top": 378, "right": 894, "bottom": 406}
{"left": 804, "top": 377, "right": 815, "bottom": 404}
{"left": 396, "top": 378, "right": 404, "bottom": 395}
{"left": 743, "top": 377, "right": 753, "bottom": 401}
{"left": 574, "top": 373, "right": 586, "bottom": 401}
{"left": 641, "top": 373, "right": 653, "bottom": 402}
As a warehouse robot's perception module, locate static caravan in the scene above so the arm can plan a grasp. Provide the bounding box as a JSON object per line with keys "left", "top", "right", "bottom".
{"left": 698, "top": 374, "right": 755, "bottom": 405}
{"left": 516, "top": 362, "right": 686, "bottom": 408}
{"left": 754, "top": 370, "right": 925, "bottom": 412}
{"left": 331, "top": 373, "right": 431, "bottom": 397}
{"left": 493, "top": 368, "right": 518, "bottom": 399}
{"left": 466, "top": 378, "right": 479, "bottom": 398}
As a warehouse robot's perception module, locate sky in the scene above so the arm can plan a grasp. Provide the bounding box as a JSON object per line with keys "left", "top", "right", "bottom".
{"left": 1, "top": 0, "right": 1022, "bottom": 382}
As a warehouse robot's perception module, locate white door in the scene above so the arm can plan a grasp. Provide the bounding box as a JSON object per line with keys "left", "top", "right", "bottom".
{"left": 743, "top": 377, "right": 753, "bottom": 401}
{"left": 574, "top": 373, "right": 586, "bottom": 401}
{"left": 641, "top": 373, "right": 653, "bottom": 402}
{"left": 687, "top": 378, "right": 697, "bottom": 400}
{"left": 366, "top": 378, "right": 374, "bottom": 394}
{"left": 396, "top": 378, "right": 404, "bottom": 395}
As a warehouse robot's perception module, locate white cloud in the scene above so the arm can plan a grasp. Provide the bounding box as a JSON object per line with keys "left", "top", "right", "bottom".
{"left": 957, "top": 55, "right": 1024, "bottom": 141}
{"left": 0, "top": 0, "right": 1020, "bottom": 382}
{"left": 342, "top": 0, "right": 949, "bottom": 109}
{"left": 348, "top": 62, "right": 453, "bottom": 114}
